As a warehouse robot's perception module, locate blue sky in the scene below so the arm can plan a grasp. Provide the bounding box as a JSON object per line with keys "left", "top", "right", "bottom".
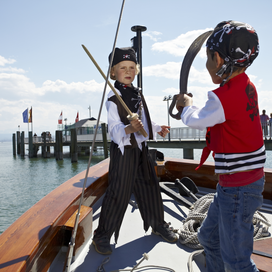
{"left": 1, "top": 0, "right": 271, "bottom": 140}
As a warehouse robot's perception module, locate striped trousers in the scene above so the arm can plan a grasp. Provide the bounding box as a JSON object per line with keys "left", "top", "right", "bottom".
{"left": 94, "top": 142, "right": 164, "bottom": 243}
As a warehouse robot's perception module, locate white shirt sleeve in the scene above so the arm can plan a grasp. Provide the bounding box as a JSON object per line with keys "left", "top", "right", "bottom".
{"left": 181, "top": 91, "right": 226, "bottom": 130}
{"left": 151, "top": 121, "right": 162, "bottom": 140}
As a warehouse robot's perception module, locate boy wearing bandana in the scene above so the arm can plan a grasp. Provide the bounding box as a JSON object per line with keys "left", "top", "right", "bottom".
{"left": 176, "top": 21, "right": 265, "bottom": 271}
{"left": 92, "top": 47, "right": 177, "bottom": 255}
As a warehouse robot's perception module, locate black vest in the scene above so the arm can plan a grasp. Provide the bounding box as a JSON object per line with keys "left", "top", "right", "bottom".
{"left": 108, "top": 90, "right": 153, "bottom": 148}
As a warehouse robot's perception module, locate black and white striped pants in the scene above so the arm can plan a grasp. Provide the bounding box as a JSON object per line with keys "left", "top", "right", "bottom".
{"left": 94, "top": 142, "right": 164, "bottom": 243}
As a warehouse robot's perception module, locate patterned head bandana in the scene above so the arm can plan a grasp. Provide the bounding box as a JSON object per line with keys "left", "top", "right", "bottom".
{"left": 206, "top": 20, "right": 259, "bottom": 86}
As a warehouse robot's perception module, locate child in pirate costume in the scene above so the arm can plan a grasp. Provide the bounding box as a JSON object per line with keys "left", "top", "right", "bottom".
{"left": 92, "top": 47, "right": 177, "bottom": 255}
{"left": 176, "top": 21, "right": 265, "bottom": 272}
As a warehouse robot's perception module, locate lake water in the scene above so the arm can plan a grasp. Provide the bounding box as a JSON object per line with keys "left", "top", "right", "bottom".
{"left": 1, "top": 141, "right": 272, "bottom": 234}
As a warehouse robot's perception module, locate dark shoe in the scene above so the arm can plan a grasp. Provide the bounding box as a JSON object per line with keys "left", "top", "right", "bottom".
{"left": 152, "top": 222, "right": 178, "bottom": 243}
{"left": 92, "top": 235, "right": 112, "bottom": 255}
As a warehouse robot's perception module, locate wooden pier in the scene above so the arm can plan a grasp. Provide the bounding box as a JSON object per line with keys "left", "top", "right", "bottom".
{"left": 12, "top": 126, "right": 272, "bottom": 163}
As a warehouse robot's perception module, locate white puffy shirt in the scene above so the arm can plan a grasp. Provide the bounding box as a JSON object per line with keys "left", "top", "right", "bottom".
{"left": 106, "top": 89, "right": 162, "bottom": 154}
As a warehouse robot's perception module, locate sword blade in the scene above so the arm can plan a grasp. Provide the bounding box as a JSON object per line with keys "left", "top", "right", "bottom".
{"left": 179, "top": 30, "right": 213, "bottom": 94}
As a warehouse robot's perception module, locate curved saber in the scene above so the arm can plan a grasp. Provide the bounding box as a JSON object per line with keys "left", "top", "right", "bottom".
{"left": 169, "top": 30, "right": 213, "bottom": 120}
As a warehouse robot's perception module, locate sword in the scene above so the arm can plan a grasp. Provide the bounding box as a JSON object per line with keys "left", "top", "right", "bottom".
{"left": 169, "top": 30, "right": 213, "bottom": 120}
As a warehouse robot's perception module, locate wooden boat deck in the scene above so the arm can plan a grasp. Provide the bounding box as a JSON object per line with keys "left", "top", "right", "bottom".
{"left": 52, "top": 190, "right": 209, "bottom": 272}
{"left": 0, "top": 157, "right": 271, "bottom": 272}
{"left": 50, "top": 187, "right": 272, "bottom": 272}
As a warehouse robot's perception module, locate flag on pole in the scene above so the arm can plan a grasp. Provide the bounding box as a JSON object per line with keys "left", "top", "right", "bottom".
{"left": 28, "top": 107, "right": 32, "bottom": 123}
{"left": 22, "top": 108, "right": 28, "bottom": 123}
{"left": 58, "top": 111, "right": 63, "bottom": 124}
{"left": 75, "top": 111, "right": 79, "bottom": 123}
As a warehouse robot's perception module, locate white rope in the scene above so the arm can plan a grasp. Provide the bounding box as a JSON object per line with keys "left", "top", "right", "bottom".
{"left": 178, "top": 193, "right": 214, "bottom": 249}
{"left": 178, "top": 193, "right": 271, "bottom": 249}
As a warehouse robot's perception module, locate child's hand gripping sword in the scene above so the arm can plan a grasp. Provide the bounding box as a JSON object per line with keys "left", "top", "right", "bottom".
{"left": 82, "top": 44, "right": 148, "bottom": 138}
{"left": 168, "top": 30, "right": 213, "bottom": 120}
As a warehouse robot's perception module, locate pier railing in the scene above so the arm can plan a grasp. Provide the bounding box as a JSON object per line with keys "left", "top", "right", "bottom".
{"left": 23, "top": 124, "right": 272, "bottom": 143}
{"left": 157, "top": 127, "right": 206, "bottom": 141}
{"left": 14, "top": 125, "right": 272, "bottom": 162}
{"left": 24, "top": 127, "right": 206, "bottom": 143}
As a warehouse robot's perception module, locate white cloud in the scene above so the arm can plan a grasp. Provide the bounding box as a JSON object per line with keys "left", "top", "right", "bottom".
{"left": 162, "top": 87, "right": 179, "bottom": 95}
{"left": 151, "top": 28, "right": 213, "bottom": 58}
{"left": 143, "top": 31, "right": 162, "bottom": 42}
{"left": 41, "top": 79, "right": 105, "bottom": 94}
{"left": 188, "top": 66, "right": 211, "bottom": 85}
{"left": 0, "top": 60, "right": 108, "bottom": 135}
{"left": 0, "top": 67, "right": 25, "bottom": 73}
{"left": 143, "top": 62, "right": 181, "bottom": 79}
{"left": 0, "top": 55, "right": 16, "bottom": 66}
{"left": 143, "top": 62, "right": 211, "bottom": 86}
{"left": 0, "top": 71, "right": 106, "bottom": 100}
{"left": 0, "top": 73, "right": 37, "bottom": 97}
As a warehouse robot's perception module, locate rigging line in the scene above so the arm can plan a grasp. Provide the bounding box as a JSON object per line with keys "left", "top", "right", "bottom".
{"left": 63, "top": 0, "right": 126, "bottom": 271}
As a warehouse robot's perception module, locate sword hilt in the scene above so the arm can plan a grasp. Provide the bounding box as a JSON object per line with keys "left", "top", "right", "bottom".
{"left": 127, "top": 113, "right": 148, "bottom": 138}
{"left": 168, "top": 94, "right": 182, "bottom": 120}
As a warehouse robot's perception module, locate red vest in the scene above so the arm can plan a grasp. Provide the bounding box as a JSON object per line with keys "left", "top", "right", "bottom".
{"left": 196, "top": 73, "right": 265, "bottom": 174}
{"left": 210, "top": 73, "right": 263, "bottom": 153}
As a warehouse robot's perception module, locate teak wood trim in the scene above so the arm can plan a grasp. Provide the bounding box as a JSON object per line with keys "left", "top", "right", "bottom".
{"left": 63, "top": 205, "right": 94, "bottom": 259}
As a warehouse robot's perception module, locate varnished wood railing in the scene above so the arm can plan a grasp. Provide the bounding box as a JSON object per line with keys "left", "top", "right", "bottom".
{"left": 0, "top": 159, "right": 109, "bottom": 272}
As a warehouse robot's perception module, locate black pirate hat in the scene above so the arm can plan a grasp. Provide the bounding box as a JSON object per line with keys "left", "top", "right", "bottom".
{"left": 108, "top": 47, "right": 137, "bottom": 67}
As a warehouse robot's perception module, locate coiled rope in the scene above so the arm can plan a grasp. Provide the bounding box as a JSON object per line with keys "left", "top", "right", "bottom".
{"left": 179, "top": 193, "right": 271, "bottom": 272}
{"left": 178, "top": 193, "right": 271, "bottom": 249}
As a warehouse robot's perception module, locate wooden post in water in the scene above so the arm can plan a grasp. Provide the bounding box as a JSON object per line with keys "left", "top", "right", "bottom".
{"left": 28, "top": 131, "right": 34, "bottom": 158}
{"left": 183, "top": 148, "right": 194, "bottom": 160}
{"left": 16, "top": 131, "right": 20, "bottom": 155}
{"left": 12, "top": 133, "right": 16, "bottom": 156}
{"left": 55, "top": 130, "right": 63, "bottom": 160}
{"left": 70, "top": 128, "right": 78, "bottom": 163}
{"left": 101, "top": 123, "right": 108, "bottom": 159}
{"left": 46, "top": 145, "right": 51, "bottom": 158}
{"left": 33, "top": 145, "right": 39, "bottom": 157}
{"left": 20, "top": 131, "right": 25, "bottom": 157}
{"left": 42, "top": 132, "right": 50, "bottom": 158}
